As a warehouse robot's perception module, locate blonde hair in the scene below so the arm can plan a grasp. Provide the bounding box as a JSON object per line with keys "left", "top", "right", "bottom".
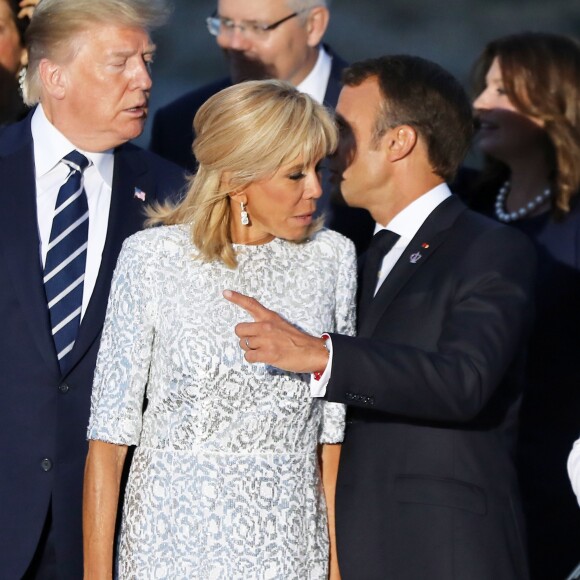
{"left": 148, "top": 79, "right": 338, "bottom": 268}
{"left": 23, "top": 0, "right": 169, "bottom": 105}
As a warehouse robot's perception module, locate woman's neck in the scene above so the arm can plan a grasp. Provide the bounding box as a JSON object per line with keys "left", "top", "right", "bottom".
{"left": 230, "top": 229, "right": 275, "bottom": 246}
{"left": 504, "top": 154, "right": 552, "bottom": 216}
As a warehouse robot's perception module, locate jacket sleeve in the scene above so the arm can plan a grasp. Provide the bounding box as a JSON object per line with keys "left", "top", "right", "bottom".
{"left": 326, "top": 225, "right": 536, "bottom": 423}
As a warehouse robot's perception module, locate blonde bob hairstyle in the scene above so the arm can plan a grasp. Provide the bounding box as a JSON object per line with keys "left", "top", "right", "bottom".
{"left": 148, "top": 79, "right": 338, "bottom": 268}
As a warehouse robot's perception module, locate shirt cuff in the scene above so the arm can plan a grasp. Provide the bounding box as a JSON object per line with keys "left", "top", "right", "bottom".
{"left": 310, "top": 334, "right": 333, "bottom": 397}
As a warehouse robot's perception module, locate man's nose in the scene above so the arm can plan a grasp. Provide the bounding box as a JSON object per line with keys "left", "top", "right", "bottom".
{"left": 218, "top": 26, "right": 252, "bottom": 51}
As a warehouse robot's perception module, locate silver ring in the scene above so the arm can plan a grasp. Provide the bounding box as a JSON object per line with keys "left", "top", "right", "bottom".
{"left": 245, "top": 338, "right": 250, "bottom": 349}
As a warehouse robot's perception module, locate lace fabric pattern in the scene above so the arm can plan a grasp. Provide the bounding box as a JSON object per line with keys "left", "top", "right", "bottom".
{"left": 88, "top": 224, "right": 357, "bottom": 579}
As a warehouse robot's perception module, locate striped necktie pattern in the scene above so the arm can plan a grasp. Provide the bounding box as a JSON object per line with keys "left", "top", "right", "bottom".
{"left": 44, "top": 150, "right": 90, "bottom": 373}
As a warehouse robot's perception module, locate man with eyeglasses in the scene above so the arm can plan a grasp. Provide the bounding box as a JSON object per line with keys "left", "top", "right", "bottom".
{"left": 149, "top": 0, "right": 374, "bottom": 254}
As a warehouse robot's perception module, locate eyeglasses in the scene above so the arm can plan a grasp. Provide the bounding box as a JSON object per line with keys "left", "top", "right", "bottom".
{"left": 206, "top": 10, "right": 305, "bottom": 39}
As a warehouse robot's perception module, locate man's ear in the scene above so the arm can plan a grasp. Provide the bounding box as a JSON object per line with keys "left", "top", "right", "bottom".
{"left": 305, "top": 6, "right": 329, "bottom": 47}
{"left": 38, "top": 58, "right": 67, "bottom": 100}
{"left": 384, "top": 125, "right": 418, "bottom": 163}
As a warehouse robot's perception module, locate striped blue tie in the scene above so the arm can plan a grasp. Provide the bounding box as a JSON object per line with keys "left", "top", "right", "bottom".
{"left": 44, "top": 150, "right": 90, "bottom": 373}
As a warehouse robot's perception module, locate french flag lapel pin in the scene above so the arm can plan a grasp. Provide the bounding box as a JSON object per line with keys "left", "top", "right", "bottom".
{"left": 134, "top": 187, "right": 146, "bottom": 202}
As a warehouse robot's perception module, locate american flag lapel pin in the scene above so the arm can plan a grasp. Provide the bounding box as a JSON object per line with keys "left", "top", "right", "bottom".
{"left": 134, "top": 187, "right": 146, "bottom": 202}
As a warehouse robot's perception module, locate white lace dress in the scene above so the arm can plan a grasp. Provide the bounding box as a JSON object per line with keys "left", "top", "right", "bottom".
{"left": 87, "top": 224, "right": 357, "bottom": 580}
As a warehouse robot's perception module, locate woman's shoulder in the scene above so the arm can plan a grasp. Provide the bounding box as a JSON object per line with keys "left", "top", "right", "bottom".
{"left": 310, "top": 228, "right": 356, "bottom": 252}
{"left": 304, "top": 228, "right": 357, "bottom": 263}
{"left": 117, "top": 225, "right": 192, "bottom": 270}
{"left": 122, "top": 224, "right": 191, "bottom": 254}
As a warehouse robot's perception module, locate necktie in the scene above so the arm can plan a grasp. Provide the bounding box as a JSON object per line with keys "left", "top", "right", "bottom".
{"left": 358, "top": 229, "right": 400, "bottom": 320}
{"left": 44, "top": 150, "right": 90, "bottom": 372}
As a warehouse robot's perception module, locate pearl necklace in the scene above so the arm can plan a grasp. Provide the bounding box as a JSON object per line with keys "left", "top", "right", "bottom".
{"left": 495, "top": 180, "right": 552, "bottom": 222}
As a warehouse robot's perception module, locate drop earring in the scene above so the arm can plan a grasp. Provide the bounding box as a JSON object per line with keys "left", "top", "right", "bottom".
{"left": 240, "top": 202, "right": 249, "bottom": 226}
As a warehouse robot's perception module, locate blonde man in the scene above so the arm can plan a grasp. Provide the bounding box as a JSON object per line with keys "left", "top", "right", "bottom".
{"left": 0, "top": 0, "right": 185, "bottom": 576}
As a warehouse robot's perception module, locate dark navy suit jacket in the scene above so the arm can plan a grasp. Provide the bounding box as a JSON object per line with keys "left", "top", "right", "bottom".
{"left": 327, "top": 196, "right": 536, "bottom": 579}
{"left": 0, "top": 113, "right": 185, "bottom": 579}
{"left": 149, "top": 47, "right": 374, "bottom": 254}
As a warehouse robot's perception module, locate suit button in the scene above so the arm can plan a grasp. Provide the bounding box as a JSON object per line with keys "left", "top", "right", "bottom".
{"left": 41, "top": 458, "right": 53, "bottom": 472}
{"left": 58, "top": 383, "right": 70, "bottom": 393}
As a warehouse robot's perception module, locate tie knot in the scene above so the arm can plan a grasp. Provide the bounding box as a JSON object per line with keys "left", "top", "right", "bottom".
{"left": 368, "top": 229, "right": 400, "bottom": 254}
{"left": 63, "top": 150, "right": 89, "bottom": 173}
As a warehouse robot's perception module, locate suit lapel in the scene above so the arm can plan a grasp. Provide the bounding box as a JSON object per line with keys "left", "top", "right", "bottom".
{"left": 322, "top": 45, "right": 348, "bottom": 109}
{"left": 67, "top": 144, "right": 150, "bottom": 371}
{"left": 359, "top": 195, "right": 466, "bottom": 336}
{"left": 0, "top": 116, "right": 61, "bottom": 374}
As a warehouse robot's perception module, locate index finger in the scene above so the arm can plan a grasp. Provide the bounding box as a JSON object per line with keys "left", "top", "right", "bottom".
{"left": 223, "top": 289, "right": 272, "bottom": 322}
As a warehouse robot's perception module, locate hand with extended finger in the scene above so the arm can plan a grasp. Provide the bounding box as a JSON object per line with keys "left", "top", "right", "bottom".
{"left": 223, "top": 289, "right": 329, "bottom": 374}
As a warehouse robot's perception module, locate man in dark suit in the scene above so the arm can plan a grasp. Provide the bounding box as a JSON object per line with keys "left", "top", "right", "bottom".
{"left": 225, "top": 55, "right": 536, "bottom": 579}
{"left": 149, "top": 0, "right": 374, "bottom": 253}
{"left": 0, "top": 1, "right": 185, "bottom": 578}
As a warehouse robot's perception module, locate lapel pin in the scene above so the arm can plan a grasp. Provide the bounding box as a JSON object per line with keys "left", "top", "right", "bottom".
{"left": 421, "top": 242, "right": 430, "bottom": 249}
{"left": 134, "top": 187, "right": 146, "bottom": 202}
{"left": 409, "top": 251, "right": 422, "bottom": 264}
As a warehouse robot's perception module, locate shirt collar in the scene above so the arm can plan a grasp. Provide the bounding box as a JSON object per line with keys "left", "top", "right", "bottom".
{"left": 31, "top": 104, "right": 114, "bottom": 187}
{"left": 375, "top": 182, "right": 452, "bottom": 241}
{"left": 296, "top": 46, "right": 332, "bottom": 105}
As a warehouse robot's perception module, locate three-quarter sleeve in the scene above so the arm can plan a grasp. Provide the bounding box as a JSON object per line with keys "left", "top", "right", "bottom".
{"left": 319, "top": 238, "right": 357, "bottom": 444}
{"left": 87, "top": 234, "right": 157, "bottom": 446}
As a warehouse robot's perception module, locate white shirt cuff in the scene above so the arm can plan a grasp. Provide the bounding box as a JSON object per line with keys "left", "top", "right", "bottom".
{"left": 309, "top": 334, "right": 333, "bottom": 397}
{"left": 568, "top": 438, "right": 580, "bottom": 506}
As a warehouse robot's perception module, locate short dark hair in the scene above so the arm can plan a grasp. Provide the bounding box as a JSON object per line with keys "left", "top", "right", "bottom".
{"left": 343, "top": 55, "right": 474, "bottom": 181}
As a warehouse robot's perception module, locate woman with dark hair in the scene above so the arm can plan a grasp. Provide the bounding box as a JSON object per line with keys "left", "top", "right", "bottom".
{"left": 0, "top": 0, "right": 33, "bottom": 124}
{"left": 470, "top": 32, "right": 580, "bottom": 579}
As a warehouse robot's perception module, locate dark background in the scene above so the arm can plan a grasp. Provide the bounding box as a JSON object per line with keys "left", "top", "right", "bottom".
{"left": 137, "top": 0, "right": 580, "bottom": 148}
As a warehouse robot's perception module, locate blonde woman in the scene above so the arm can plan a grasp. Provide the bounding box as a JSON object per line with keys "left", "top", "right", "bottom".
{"left": 83, "top": 80, "right": 355, "bottom": 579}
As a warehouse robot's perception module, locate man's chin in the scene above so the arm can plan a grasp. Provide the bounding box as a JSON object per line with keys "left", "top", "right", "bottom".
{"left": 338, "top": 189, "right": 362, "bottom": 209}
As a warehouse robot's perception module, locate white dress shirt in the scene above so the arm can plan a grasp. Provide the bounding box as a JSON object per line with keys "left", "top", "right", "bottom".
{"left": 296, "top": 46, "right": 332, "bottom": 105}
{"left": 310, "top": 183, "right": 452, "bottom": 396}
{"left": 373, "top": 183, "right": 451, "bottom": 294}
{"left": 32, "top": 105, "right": 113, "bottom": 318}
